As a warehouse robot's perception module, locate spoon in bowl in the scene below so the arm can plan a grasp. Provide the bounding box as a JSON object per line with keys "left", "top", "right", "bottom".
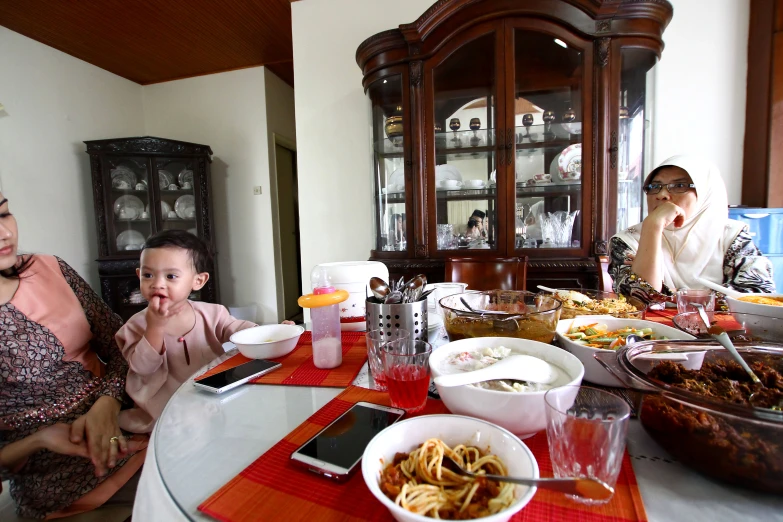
{"left": 537, "top": 285, "right": 593, "bottom": 303}
{"left": 433, "top": 354, "right": 560, "bottom": 387}
{"left": 443, "top": 455, "right": 614, "bottom": 502}
{"left": 460, "top": 297, "right": 507, "bottom": 315}
{"left": 695, "top": 278, "right": 744, "bottom": 298}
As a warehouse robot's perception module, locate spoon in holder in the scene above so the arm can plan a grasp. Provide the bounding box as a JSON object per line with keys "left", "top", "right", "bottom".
{"left": 443, "top": 455, "right": 615, "bottom": 502}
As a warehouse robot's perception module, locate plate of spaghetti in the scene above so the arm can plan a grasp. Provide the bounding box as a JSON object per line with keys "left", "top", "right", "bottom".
{"left": 363, "top": 414, "right": 538, "bottom": 522}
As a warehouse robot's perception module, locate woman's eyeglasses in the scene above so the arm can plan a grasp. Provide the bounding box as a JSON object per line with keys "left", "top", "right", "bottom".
{"left": 642, "top": 182, "right": 696, "bottom": 195}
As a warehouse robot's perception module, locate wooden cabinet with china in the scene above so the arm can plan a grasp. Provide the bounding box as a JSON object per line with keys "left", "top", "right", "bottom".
{"left": 357, "top": 0, "right": 671, "bottom": 290}
{"left": 85, "top": 136, "right": 220, "bottom": 320}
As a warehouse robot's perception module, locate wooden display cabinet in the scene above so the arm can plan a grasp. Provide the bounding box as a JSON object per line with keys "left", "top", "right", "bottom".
{"left": 356, "top": 0, "right": 672, "bottom": 289}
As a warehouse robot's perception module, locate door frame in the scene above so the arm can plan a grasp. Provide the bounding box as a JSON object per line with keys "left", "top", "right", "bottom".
{"left": 269, "top": 133, "right": 301, "bottom": 322}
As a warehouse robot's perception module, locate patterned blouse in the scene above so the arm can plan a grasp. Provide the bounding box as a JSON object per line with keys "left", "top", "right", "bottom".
{"left": 0, "top": 255, "right": 142, "bottom": 519}
{"left": 610, "top": 225, "right": 776, "bottom": 305}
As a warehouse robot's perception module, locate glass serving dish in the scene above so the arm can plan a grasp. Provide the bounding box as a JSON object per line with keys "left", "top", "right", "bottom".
{"left": 439, "top": 290, "right": 561, "bottom": 343}
{"left": 540, "top": 289, "right": 646, "bottom": 320}
{"left": 595, "top": 340, "right": 783, "bottom": 493}
{"left": 672, "top": 311, "right": 783, "bottom": 342}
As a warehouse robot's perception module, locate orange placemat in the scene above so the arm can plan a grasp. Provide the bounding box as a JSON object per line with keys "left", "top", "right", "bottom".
{"left": 198, "top": 386, "right": 647, "bottom": 522}
{"left": 197, "top": 332, "right": 367, "bottom": 387}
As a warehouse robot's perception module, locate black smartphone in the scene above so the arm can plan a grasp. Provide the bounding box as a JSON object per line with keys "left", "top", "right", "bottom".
{"left": 289, "top": 402, "right": 405, "bottom": 481}
{"left": 193, "top": 359, "right": 282, "bottom": 394}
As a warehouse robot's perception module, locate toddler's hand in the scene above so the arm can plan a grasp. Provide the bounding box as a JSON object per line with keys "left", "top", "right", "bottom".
{"left": 281, "top": 320, "right": 295, "bottom": 325}
{"left": 146, "top": 296, "right": 187, "bottom": 328}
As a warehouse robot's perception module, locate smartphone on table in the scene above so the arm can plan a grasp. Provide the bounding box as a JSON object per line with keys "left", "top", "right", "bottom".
{"left": 193, "top": 359, "right": 282, "bottom": 394}
{"left": 290, "top": 401, "right": 405, "bottom": 481}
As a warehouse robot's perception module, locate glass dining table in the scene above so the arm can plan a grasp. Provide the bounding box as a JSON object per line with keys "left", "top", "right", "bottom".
{"left": 132, "top": 329, "right": 783, "bottom": 522}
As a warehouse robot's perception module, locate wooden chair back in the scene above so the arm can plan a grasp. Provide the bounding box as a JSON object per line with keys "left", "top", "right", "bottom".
{"left": 445, "top": 257, "right": 527, "bottom": 291}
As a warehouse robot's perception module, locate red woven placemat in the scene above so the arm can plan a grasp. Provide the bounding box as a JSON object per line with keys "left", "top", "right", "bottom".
{"left": 198, "top": 386, "right": 647, "bottom": 522}
{"left": 197, "top": 332, "right": 367, "bottom": 388}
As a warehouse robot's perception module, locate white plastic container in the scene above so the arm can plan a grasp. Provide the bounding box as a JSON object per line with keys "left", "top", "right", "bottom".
{"left": 317, "top": 261, "right": 389, "bottom": 331}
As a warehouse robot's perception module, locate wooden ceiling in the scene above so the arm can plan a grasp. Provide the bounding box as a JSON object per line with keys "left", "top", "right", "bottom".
{"left": 0, "top": 0, "right": 295, "bottom": 86}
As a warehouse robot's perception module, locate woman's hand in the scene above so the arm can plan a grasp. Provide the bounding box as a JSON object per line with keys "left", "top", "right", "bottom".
{"left": 646, "top": 201, "right": 687, "bottom": 229}
{"left": 69, "top": 396, "right": 127, "bottom": 476}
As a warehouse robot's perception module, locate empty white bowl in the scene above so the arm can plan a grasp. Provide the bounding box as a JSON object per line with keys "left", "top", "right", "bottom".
{"left": 555, "top": 315, "right": 696, "bottom": 387}
{"left": 362, "top": 414, "right": 538, "bottom": 522}
{"left": 429, "top": 337, "right": 584, "bottom": 438}
{"left": 229, "top": 324, "right": 304, "bottom": 359}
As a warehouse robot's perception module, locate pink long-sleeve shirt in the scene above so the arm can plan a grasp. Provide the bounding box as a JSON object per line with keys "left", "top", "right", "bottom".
{"left": 116, "top": 300, "right": 256, "bottom": 433}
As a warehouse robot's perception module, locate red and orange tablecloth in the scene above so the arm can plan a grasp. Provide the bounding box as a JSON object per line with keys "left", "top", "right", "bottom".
{"left": 198, "top": 331, "right": 368, "bottom": 388}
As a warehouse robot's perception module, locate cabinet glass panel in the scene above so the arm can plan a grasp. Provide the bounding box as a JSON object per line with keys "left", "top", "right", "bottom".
{"left": 156, "top": 158, "right": 198, "bottom": 235}
{"left": 369, "top": 74, "right": 406, "bottom": 252}
{"left": 513, "top": 30, "right": 582, "bottom": 249}
{"left": 433, "top": 33, "right": 497, "bottom": 251}
{"left": 105, "top": 156, "right": 152, "bottom": 255}
{"left": 617, "top": 48, "right": 656, "bottom": 233}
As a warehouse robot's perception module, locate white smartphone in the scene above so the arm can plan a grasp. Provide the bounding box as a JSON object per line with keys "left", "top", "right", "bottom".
{"left": 290, "top": 401, "right": 405, "bottom": 481}
{"left": 192, "top": 359, "right": 282, "bottom": 394}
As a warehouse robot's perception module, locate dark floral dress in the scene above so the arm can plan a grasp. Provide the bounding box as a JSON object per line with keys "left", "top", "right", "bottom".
{"left": 610, "top": 225, "right": 776, "bottom": 305}
{"left": 0, "top": 256, "right": 135, "bottom": 519}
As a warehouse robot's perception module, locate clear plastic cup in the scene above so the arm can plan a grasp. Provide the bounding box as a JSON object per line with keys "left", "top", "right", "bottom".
{"left": 382, "top": 339, "right": 432, "bottom": 413}
{"left": 365, "top": 329, "right": 409, "bottom": 391}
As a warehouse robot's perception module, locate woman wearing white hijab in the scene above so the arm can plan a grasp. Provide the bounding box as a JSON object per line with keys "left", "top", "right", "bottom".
{"left": 610, "top": 155, "right": 775, "bottom": 303}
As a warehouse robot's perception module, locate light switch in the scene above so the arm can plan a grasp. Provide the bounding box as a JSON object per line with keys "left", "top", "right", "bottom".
{"left": 253, "top": 186, "right": 262, "bottom": 195}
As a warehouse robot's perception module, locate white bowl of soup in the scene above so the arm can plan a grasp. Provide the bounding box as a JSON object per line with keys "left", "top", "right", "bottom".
{"left": 428, "top": 337, "right": 583, "bottom": 439}
{"left": 555, "top": 315, "right": 697, "bottom": 387}
{"left": 726, "top": 293, "right": 783, "bottom": 320}
{"left": 362, "top": 414, "right": 538, "bottom": 522}
{"left": 229, "top": 324, "right": 304, "bottom": 359}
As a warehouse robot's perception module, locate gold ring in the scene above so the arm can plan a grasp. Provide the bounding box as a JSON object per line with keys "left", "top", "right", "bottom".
{"left": 109, "top": 436, "right": 120, "bottom": 444}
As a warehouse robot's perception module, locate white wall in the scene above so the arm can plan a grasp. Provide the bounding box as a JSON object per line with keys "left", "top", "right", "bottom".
{"left": 291, "top": 0, "right": 752, "bottom": 285}
{"left": 142, "top": 67, "right": 290, "bottom": 324}
{"left": 291, "top": 0, "right": 433, "bottom": 300}
{"left": 652, "top": 0, "right": 750, "bottom": 204}
{"left": 0, "top": 27, "right": 145, "bottom": 286}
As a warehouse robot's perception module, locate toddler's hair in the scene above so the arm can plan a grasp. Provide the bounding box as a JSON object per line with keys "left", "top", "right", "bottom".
{"left": 142, "top": 230, "right": 212, "bottom": 273}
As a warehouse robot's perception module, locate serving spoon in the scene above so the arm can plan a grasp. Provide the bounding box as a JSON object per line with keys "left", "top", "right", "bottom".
{"left": 692, "top": 303, "right": 761, "bottom": 384}
{"left": 695, "top": 277, "right": 744, "bottom": 298}
{"left": 433, "top": 355, "right": 560, "bottom": 387}
{"left": 443, "top": 455, "right": 614, "bottom": 502}
{"left": 537, "top": 285, "right": 593, "bottom": 303}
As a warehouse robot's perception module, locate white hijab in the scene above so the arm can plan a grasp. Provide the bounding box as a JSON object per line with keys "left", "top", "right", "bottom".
{"left": 613, "top": 155, "right": 744, "bottom": 290}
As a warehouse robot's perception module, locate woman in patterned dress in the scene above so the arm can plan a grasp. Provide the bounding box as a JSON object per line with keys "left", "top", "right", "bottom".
{"left": 0, "top": 194, "right": 146, "bottom": 519}
{"left": 610, "top": 155, "right": 775, "bottom": 304}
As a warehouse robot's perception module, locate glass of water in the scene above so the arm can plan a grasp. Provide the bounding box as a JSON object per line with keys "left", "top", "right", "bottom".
{"left": 676, "top": 288, "right": 715, "bottom": 315}
{"left": 544, "top": 386, "right": 631, "bottom": 505}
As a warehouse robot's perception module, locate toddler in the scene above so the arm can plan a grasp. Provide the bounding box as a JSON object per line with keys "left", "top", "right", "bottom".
{"left": 116, "top": 230, "right": 258, "bottom": 433}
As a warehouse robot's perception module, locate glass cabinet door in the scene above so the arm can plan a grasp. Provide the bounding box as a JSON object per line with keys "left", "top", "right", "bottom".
{"left": 105, "top": 156, "right": 152, "bottom": 255}
{"left": 616, "top": 48, "right": 656, "bottom": 233}
{"left": 432, "top": 32, "right": 498, "bottom": 252}
{"left": 511, "top": 28, "right": 585, "bottom": 251}
{"left": 155, "top": 158, "right": 199, "bottom": 236}
{"left": 369, "top": 74, "right": 407, "bottom": 253}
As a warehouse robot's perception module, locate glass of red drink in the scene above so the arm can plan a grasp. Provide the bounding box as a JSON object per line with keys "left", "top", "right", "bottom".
{"left": 365, "top": 329, "right": 409, "bottom": 391}
{"left": 382, "top": 338, "right": 432, "bottom": 413}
